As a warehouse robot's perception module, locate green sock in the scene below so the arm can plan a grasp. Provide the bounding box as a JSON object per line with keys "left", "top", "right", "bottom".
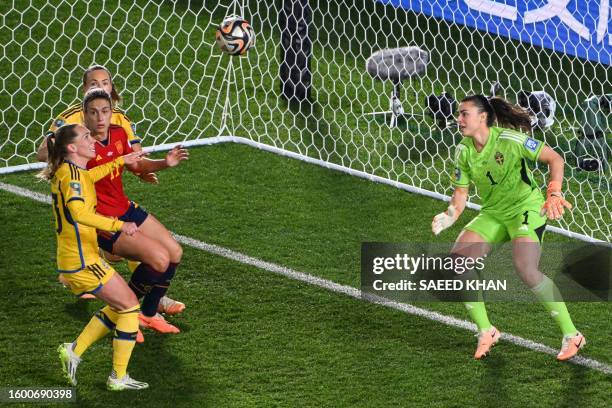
{"left": 531, "top": 275, "right": 577, "bottom": 336}
{"left": 464, "top": 301, "right": 492, "bottom": 332}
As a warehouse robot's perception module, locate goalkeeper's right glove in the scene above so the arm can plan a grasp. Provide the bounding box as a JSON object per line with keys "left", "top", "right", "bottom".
{"left": 432, "top": 205, "right": 458, "bottom": 236}
{"left": 540, "top": 181, "right": 572, "bottom": 220}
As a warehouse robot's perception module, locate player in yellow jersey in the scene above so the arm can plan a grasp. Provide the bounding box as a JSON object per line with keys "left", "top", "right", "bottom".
{"left": 38, "top": 123, "right": 149, "bottom": 390}
{"left": 36, "top": 65, "right": 185, "bottom": 316}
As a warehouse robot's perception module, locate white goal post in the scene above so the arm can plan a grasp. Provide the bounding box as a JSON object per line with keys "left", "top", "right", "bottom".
{"left": 0, "top": 0, "right": 609, "bottom": 242}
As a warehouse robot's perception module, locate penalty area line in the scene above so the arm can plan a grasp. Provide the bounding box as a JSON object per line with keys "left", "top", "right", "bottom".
{"left": 1, "top": 181, "right": 610, "bottom": 375}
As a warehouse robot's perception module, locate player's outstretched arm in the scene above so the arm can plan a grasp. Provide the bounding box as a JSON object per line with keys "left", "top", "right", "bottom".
{"left": 89, "top": 151, "right": 147, "bottom": 182}
{"left": 537, "top": 145, "right": 572, "bottom": 220}
{"left": 125, "top": 144, "right": 188, "bottom": 174}
{"left": 130, "top": 142, "right": 159, "bottom": 184}
{"left": 432, "top": 186, "right": 468, "bottom": 235}
{"left": 37, "top": 136, "right": 50, "bottom": 162}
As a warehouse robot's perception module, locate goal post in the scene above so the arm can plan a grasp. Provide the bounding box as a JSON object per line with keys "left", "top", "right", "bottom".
{"left": 0, "top": 0, "right": 609, "bottom": 242}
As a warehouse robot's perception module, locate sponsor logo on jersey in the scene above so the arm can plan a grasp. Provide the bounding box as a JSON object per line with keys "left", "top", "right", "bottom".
{"left": 107, "top": 151, "right": 114, "bottom": 157}
{"left": 495, "top": 151, "right": 504, "bottom": 165}
{"left": 131, "top": 123, "right": 137, "bottom": 133}
{"left": 115, "top": 141, "right": 123, "bottom": 155}
{"left": 454, "top": 167, "right": 461, "bottom": 181}
{"left": 55, "top": 119, "right": 65, "bottom": 128}
{"left": 96, "top": 154, "right": 102, "bottom": 161}
{"left": 524, "top": 138, "right": 539, "bottom": 152}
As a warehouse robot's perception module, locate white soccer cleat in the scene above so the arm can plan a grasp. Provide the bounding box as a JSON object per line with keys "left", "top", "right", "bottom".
{"left": 107, "top": 372, "right": 149, "bottom": 391}
{"left": 58, "top": 343, "right": 81, "bottom": 386}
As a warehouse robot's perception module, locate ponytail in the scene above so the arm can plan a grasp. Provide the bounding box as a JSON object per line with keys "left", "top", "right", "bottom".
{"left": 462, "top": 94, "right": 531, "bottom": 132}
{"left": 37, "top": 124, "right": 79, "bottom": 181}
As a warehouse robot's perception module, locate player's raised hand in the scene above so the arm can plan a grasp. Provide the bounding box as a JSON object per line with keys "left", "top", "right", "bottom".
{"left": 137, "top": 172, "right": 159, "bottom": 184}
{"left": 540, "top": 181, "right": 572, "bottom": 220}
{"left": 165, "top": 145, "right": 189, "bottom": 167}
{"left": 540, "top": 193, "right": 572, "bottom": 220}
{"left": 120, "top": 221, "right": 139, "bottom": 236}
{"left": 123, "top": 150, "right": 148, "bottom": 165}
{"left": 432, "top": 205, "right": 458, "bottom": 235}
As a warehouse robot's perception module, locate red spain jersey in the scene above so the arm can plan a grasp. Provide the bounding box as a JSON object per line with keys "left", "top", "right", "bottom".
{"left": 86, "top": 125, "right": 132, "bottom": 217}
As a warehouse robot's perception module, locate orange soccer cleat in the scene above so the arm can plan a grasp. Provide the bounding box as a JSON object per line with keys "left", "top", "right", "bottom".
{"left": 474, "top": 326, "right": 501, "bottom": 360}
{"left": 138, "top": 313, "right": 180, "bottom": 334}
{"left": 557, "top": 332, "right": 586, "bottom": 361}
{"left": 157, "top": 296, "right": 186, "bottom": 316}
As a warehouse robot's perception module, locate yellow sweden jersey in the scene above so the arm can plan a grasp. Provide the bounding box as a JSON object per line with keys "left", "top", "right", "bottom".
{"left": 47, "top": 103, "right": 141, "bottom": 145}
{"left": 51, "top": 161, "right": 124, "bottom": 272}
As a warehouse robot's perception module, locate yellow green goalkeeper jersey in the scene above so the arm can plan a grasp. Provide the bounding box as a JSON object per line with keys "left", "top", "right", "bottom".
{"left": 46, "top": 103, "right": 141, "bottom": 146}
{"left": 451, "top": 127, "right": 545, "bottom": 217}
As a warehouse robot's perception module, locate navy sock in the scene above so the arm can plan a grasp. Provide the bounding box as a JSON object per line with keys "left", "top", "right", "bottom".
{"left": 128, "top": 263, "right": 159, "bottom": 299}
{"left": 140, "top": 263, "right": 178, "bottom": 317}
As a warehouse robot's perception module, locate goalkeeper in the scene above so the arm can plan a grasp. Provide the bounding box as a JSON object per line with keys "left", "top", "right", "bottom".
{"left": 431, "top": 94, "right": 584, "bottom": 361}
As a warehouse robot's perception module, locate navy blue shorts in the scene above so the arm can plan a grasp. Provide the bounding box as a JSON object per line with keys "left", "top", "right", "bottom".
{"left": 97, "top": 202, "right": 149, "bottom": 253}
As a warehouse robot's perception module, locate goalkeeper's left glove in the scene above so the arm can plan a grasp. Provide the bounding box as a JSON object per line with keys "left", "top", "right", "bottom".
{"left": 432, "top": 205, "right": 458, "bottom": 235}
{"left": 540, "top": 181, "right": 572, "bottom": 220}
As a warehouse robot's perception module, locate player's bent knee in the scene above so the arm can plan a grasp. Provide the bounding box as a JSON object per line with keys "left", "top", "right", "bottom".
{"left": 169, "top": 242, "right": 183, "bottom": 263}
{"left": 148, "top": 251, "right": 170, "bottom": 273}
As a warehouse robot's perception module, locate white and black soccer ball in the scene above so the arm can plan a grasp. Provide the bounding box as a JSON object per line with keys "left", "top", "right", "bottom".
{"left": 215, "top": 16, "right": 255, "bottom": 56}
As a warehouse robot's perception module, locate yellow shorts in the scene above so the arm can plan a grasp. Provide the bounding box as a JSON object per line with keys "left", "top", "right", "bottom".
{"left": 60, "top": 259, "right": 115, "bottom": 297}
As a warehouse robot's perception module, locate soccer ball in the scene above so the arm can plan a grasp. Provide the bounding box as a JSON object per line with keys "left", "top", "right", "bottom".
{"left": 215, "top": 16, "right": 255, "bottom": 56}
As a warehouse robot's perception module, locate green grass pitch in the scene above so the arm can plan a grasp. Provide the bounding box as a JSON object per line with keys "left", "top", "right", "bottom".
{"left": 0, "top": 144, "right": 610, "bottom": 407}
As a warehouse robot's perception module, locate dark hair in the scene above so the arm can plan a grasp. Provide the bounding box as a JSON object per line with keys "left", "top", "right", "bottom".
{"left": 83, "top": 87, "right": 113, "bottom": 112}
{"left": 461, "top": 94, "right": 531, "bottom": 132}
{"left": 82, "top": 64, "right": 121, "bottom": 104}
{"left": 37, "top": 124, "right": 80, "bottom": 181}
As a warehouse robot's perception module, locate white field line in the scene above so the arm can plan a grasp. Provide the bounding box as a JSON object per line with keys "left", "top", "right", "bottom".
{"left": 1, "top": 181, "right": 610, "bottom": 375}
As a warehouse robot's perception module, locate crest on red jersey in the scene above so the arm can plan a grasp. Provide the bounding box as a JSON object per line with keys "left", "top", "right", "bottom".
{"left": 115, "top": 141, "right": 123, "bottom": 155}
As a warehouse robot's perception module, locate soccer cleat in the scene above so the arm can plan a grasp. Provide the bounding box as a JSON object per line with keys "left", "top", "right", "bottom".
{"left": 157, "top": 296, "right": 186, "bottom": 316}
{"left": 138, "top": 313, "right": 180, "bottom": 334}
{"left": 58, "top": 343, "right": 81, "bottom": 386}
{"left": 474, "top": 327, "right": 501, "bottom": 360}
{"left": 107, "top": 373, "right": 149, "bottom": 391}
{"left": 557, "top": 332, "right": 586, "bottom": 361}
{"left": 136, "top": 329, "right": 144, "bottom": 344}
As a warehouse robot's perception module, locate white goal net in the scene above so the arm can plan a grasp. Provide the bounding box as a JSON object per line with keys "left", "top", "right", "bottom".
{"left": 0, "top": 0, "right": 610, "bottom": 242}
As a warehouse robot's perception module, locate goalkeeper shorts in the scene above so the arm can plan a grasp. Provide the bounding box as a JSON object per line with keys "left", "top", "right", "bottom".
{"left": 464, "top": 209, "right": 546, "bottom": 244}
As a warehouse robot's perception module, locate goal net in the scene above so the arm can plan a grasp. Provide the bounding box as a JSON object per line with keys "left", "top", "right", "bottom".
{"left": 0, "top": 0, "right": 609, "bottom": 242}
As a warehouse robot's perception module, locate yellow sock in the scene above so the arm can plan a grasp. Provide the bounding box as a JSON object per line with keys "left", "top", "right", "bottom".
{"left": 112, "top": 305, "right": 140, "bottom": 378}
{"left": 73, "top": 306, "right": 116, "bottom": 357}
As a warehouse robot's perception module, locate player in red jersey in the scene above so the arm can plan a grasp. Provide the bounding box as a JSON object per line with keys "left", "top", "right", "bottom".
{"left": 83, "top": 88, "right": 189, "bottom": 335}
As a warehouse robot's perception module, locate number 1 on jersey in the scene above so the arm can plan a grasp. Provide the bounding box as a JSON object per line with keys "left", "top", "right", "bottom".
{"left": 486, "top": 171, "right": 498, "bottom": 186}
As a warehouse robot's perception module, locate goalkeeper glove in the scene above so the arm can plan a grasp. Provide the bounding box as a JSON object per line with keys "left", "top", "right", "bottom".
{"left": 432, "top": 205, "right": 458, "bottom": 236}
{"left": 540, "top": 181, "right": 572, "bottom": 220}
